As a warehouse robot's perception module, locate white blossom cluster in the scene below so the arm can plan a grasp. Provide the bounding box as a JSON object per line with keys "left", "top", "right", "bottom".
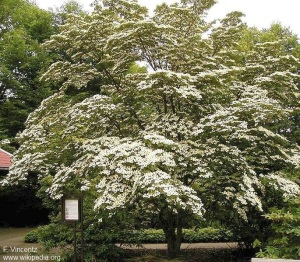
{"left": 3, "top": 0, "right": 300, "bottom": 223}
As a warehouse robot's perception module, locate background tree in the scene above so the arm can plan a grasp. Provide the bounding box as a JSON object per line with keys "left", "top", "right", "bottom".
{"left": 0, "top": 0, "right": 55, "bottom": 143}
{"left": 0, "top": 0, "right": 86, "bottom": 227}
{"left": 241, "top": 23, "right": 300, "bottom": 146}
{"left": 238, "top": 24, "right": 300, "bottom": 256}
{"left": 0, "top": 0, "right": 57, "bottom": 227}
{"left": 0, "top": 0, "right": 86, "bottom": 144}
{"left": 210, "top": 22, "right": 300, "bottom": 248}
{"left": 3, "top": 0, "right": 300, "bottom": 259}
{"left": 50, "top": 0, "right": 86, "bottom": 29}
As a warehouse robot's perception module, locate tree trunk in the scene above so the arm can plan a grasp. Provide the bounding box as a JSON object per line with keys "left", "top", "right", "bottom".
{"left": 159, "top": 209, "right": 183, "bottom": 258}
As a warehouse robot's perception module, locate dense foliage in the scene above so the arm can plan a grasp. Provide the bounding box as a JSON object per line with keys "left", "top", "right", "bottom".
{"left": 0, "top": 0, "right": 86, "bottom": 145}
{"left": 0, "top": 0, "right": 87, "bottom": 227}
{"left": 25, "top": 226, "right": 233, "bottom": 244}
{"left": 2, "top": 0, "right": 300, "bottom": 259}
{"left": 0, "top": 0, "right": 55, "bottom": 143}
{"left": 256, "top": 197, "right": 300, "bottom": 259}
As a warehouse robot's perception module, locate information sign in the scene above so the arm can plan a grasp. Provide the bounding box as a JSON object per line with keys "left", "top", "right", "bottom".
{"left": 61, "top": 196, "right": 84, "bottom": 261}
{"left": 62, "top": 198, "right": 81, "bottom": 222}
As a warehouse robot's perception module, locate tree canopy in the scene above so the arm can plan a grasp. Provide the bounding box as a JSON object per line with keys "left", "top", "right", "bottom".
{"left": 2, "top": 0, "right": 300, "bottom": 258}
{"left": 0, "top": 0, "right": 88, "bottom": 145}
{"left": 0, "top": 0, "right": 56, "bottom": 143}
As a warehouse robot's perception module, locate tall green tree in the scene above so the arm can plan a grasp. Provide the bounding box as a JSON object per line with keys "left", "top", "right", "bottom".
{"left": 3, "top": 0, "right": 300, "bottom": 258}
{"left": 238, "top": 24, "right": 300, "bottom": 256}
{"left": 0, "top": 0, "right": 56, "bottom": 141}
{"left": 239, "top": 23, "right": 300, "bottom": 146}
{"left": 50, "top": 0, "right": 86, "bottom": 29}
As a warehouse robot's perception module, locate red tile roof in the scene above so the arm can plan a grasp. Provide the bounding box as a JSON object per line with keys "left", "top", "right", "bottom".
{"left": 0, "top": 148, "right": 12, "bottom": 169}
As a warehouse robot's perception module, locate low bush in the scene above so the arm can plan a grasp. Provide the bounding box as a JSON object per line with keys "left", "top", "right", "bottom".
{"left": 24, "top": 223, "right": 73, "bottom": 250}
{"left": 25, "top": 226, "right": 233, "bottom": 245}
{"left": 256, "top": 198, "right": 300, "bottom": 259}
{"left": 183, "top": 227, "right": 233, "bottom": 243}
{"left": 24, "top": 229, "right": 39, "bottom": 243}
{"left": 119, "top": 227, "right": 234, "bottom": 244}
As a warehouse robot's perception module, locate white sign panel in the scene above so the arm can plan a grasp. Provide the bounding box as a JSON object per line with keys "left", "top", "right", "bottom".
{"left": 65, "top": 199, "right": 79, "bottom": 221}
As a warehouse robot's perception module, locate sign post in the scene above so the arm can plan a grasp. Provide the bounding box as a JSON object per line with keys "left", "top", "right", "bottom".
{"left": 62, "top": 196, "right": 84, "bottom": 262}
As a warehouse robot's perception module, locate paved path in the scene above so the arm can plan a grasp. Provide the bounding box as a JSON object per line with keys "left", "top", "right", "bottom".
{"left": 0, "top": 228, "right": 35, "bottom": 247}
{"left": 0, "top": 228, "right": 53, "bottom": 262}
{"left": 118, "top": 242, "right": 238, "bottom": 250}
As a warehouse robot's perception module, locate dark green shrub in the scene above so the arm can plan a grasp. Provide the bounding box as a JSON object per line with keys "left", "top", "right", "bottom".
{"left": 119, "top": 227, "right": 233, "bottom": 244}
{"left": 183, "top": 227, "right": 233, "bottom": 243}
{"left": 24, "top": 229, "right": 39, "bottom": 243}
{"left": 256, "top": 198, "right": 300, "bottom": 259}
{"left": 25, "top": 221, "right": 125, "bottom": 262}
{"left": 24, "top": 223, "right": 73, "bottom": 251}
{"left": 136, "top": 229, "right": 166, "bottom": 243}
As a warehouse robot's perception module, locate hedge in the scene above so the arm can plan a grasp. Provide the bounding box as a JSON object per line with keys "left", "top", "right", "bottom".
{"left": 124, "top": 227, "right": 234, "bottom": 243}
{"left": 25, "top": 227, "right": 233, "bottom": 244}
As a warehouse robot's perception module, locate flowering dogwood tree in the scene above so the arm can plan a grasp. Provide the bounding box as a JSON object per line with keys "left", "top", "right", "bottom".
{"left": 3, "top": 0, "right": 300, "bottom": 258}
